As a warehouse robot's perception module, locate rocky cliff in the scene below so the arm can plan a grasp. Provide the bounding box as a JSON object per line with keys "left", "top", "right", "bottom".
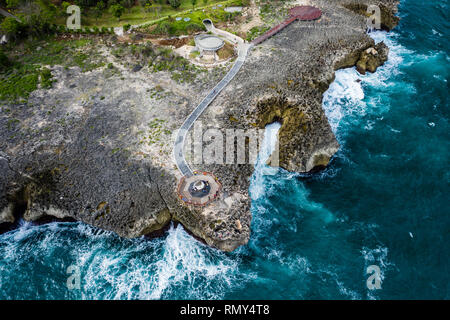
{"left": 0, "top": 0, "right": 399, "bottom": 251}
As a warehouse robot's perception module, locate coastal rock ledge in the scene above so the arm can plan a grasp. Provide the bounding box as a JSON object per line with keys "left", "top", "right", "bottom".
{"left": 0, "top": 0, "right": 399, "bottom": 251}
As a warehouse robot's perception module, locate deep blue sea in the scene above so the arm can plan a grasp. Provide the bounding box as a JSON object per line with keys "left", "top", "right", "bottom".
{"left": 0, "top": 0, "right": 448, "bottom": 299}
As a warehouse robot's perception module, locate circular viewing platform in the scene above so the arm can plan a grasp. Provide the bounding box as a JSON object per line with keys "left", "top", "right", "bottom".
{"left": 177, "top": 171, "right": 222, "bottom": 207}
{"left": 194, "top": 34, "right": 225, "bottom": 53}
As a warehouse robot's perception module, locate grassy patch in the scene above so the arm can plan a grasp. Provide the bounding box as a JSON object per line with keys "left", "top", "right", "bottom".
{"left": 0, "top": 36, "right": 105, "bottom": 102}
{"left": 18, "top": 37, "right": 104, "bottom": 72}
{"left": 68, "top": 0, "right": 242, "bottom": 28}
{"left": 147, "top": 4, "right": 242, "bottom": 36}
{"left": 40, "top": 67, "right": 54, "bottom": 89}
{"left": 246, "top": 25, "right": 271, "bottom": 42}
{"left": 0, "top": 63, "right": 40, "bottom": 101}
{"left": 149, "top": 47, "right": 203, "bottom": 83}
{"left": 147, "top": 118, "right": 171, "bottom": 145}
{"left": 217, "top": 42, "right": 235, "bottom": 60}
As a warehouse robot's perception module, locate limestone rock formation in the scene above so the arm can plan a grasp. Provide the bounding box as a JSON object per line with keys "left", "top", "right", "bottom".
{"left": 356, "top": 42, "right": 389, "bottom": 75}
{"left": 0, "top": 0, "right": 399, "bottom": 251}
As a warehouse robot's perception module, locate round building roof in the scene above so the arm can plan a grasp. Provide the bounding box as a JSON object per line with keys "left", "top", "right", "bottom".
{"left": 195, "top": 34, "right": 225, "bottom": 52}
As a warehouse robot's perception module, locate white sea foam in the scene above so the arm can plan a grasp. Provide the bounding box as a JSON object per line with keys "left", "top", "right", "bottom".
{"left": 0, "top": 221, "right": 248, "bottom": 299}
{"left": 249, "top": 122, "right": 281, "bottom": 200}
{"left": 79, "top": 223, "right": 246, "bottom": 300}
{"left": 322, "top": 31, "right": 409, "bottom": 142}
{"left": 361, "top": 245, "right": 395, "bottom": 300}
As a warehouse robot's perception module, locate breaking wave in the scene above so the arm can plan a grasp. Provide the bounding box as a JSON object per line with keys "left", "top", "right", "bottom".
{"left": 1, "top": 0, "right": 448, "bottom": 300}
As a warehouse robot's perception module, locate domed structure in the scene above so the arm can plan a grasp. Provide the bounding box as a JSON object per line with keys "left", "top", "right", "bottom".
{"left": 194, "top": 34, "right": 225, "bottom": 56}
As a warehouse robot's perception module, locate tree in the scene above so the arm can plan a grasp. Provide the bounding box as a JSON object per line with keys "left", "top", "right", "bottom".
{"left": 109, "top": 4, "right": 124, "bottom": 21}
{"left": 6, "top": 0, "right": 21, "bottom": 8}
{"left": 191, "top": 0, "right": 197, "bottom": 10}
{"left": 0, "top": 50, "right": 11, "bottom": 71}
{"left": 96, "top": 1, "right": 106, "bottom": 10}
{"left": 202, "top": 0, "right": 207, "bottom": 6}
{"left": 168, "top": 0, "right": 180, "bottom": 9}
{"left": 93, "top": 7, "right": 102, "bottom": 21}
{"left": 143, "top": 2, "right": 151, "bottom": 13}
{"left": 0, "top": 17, "right": 23, "bottom": 40}
{"left": 121, "top": 0, "right": 134, "bottom": 12}
{"left": 93, "top": 1, "right": 105, "bottom": 21}
{"left": 61, "top": 1, "right": 71, "bottom": 13}
{"left": 2, "top": 1, "right": 56, "bottom": 36}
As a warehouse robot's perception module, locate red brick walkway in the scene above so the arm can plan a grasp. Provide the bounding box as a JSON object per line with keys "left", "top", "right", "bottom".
{"left": 252, "top": 6, "right": 322, "bottom": 45}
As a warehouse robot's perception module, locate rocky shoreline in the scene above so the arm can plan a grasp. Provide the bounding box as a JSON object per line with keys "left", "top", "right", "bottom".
{"left": 0, "top": 0, "right": 399, "bottom": 251}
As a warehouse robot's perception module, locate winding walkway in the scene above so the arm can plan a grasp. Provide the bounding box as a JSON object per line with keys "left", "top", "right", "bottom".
{"left": 173, "top": 6, "right": 322, "bottom": 178}
{"left": 174, "top": 33, "right": 252, "bottom": 176}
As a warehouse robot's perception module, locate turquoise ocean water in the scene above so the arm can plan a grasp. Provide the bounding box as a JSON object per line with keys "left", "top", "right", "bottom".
{"left": 0, "top": 0, "right": 448, "bottom": 299}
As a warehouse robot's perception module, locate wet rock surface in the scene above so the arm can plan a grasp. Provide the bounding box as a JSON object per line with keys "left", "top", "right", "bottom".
{"left": 0, "top": 0, "right": 399, "bottom": 251}
{"left": 356, "top": 42, "right": 389, "bottom": 75}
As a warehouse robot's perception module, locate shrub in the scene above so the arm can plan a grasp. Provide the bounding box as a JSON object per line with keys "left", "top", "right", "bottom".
{"left": 0, "top": 17, "right": 24, "bottom": 40}
{"left": 169, "top": 0, "right": 181, "bottom": 9}
{"left": 0, "top": 50, "right": 11, "bottom": 71}
{"left": 40, "top": 67, "right": 54, "bottom": 89}
{"left": 61, "top": 1, "right": 71, "bottom": 13}
{"left": 110, "top": 4, "right": 125, "bottom": 21}
{"left": 153, "top": 21, "right": 172, "bottom": 35}
{"left": 186, "top": 23, "right": 203, "bottom": 34}
{"left": 123, "top": 24, "right": 131, "bottom": 32}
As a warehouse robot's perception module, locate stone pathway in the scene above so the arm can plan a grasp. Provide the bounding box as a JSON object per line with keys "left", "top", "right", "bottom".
{"left": 174, "top": 6, "right": 322, "bottom": 206}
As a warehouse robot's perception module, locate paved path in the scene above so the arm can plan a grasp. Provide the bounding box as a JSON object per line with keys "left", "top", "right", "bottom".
{"left": 0, "top": 6, "right": 21, "bottom": 22}
{"left": 173, "top": 6, "right": 321, "bottom": 177}
{"left": 203, "top": 18, "right": 244, "bottom": 45}
{"left": 173, "top": 36, "right": 252, "bottom": 176}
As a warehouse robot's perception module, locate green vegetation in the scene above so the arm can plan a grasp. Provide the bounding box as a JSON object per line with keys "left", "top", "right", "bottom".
{"left": 0, "top": 17, "right": 26, "bottom": 41}
{"left": 110, "top": 40, "right": 204, "bottom": 83}
{"left": 259, "top": 0, "right": 290, "bottom": 21}
{"left": 147, "top": 118, "right": 171, "bottom": 145}
{"left": 0, "top": 50, "right": 11, "bottom": 70}
{"left": 147, "top": 3, "right": 241, "bottom": 36}
{"left": 0, "top": 0, "right": 250, "bottom": 102}
{"left": 109, "top": 4, "right": 125, "bottom": 20}
{"left": 169, "top": 0, "right": 181, "bottom": 9}
{"left": 123, "top": 23, "right": 131, "bottom": 31}
{"left": 0, "top": 63, "right": 40, "bottom": 101}
{"left": 216, "top": 42, "right": 234, "bottom": 60}
{"left": 189, "top": 50, "right": 200, "bottom": 59}
{"left": 0, "top": 37, "right": 105, "bottom": 102}
{"left": 40, "top": 67, "right": 54, "bottom": 89}
{"left": 1, "top": 0, "right": 58, "bottom": 39}
{"left": 1, "top": 0, "right": 248, "bottom": 36}
{"left": 67, "top": 0, "right": 242, "bottom": 28}
{"left": 18, "top": 38, "right": 104, "bottom": 71}
{"left": 149, "top": 47, "right": 202, "bottom": 83}
{"left": 246, "top": 25, "right": 270, "bottom": 42}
